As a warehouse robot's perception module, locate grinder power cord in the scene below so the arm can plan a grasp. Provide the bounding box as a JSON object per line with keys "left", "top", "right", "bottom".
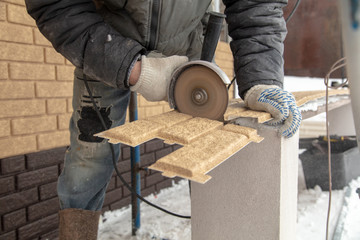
{"left": 83, "top": 75, "right": 191, "bottom": 219}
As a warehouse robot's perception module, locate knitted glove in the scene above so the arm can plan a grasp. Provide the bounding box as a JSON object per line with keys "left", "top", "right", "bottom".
{"left": 244, "top": 85, "right": 302, "bottom": 138}
{"left": 130, "top": 55, "right": 188, "bottom": 101}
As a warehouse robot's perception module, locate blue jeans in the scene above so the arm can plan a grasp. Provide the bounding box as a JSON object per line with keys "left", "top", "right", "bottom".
{"left": 58, "top": 68, "right": 130, "bottom": 210}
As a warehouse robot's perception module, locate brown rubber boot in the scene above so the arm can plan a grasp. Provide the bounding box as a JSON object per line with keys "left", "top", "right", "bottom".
{"left": 59, "top": 208, "right": 101, "bottom": 240}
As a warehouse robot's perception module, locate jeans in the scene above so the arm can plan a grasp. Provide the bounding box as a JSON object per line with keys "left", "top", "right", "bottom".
{"left": 58, "top": 68, "right": 130, "bottom": 210}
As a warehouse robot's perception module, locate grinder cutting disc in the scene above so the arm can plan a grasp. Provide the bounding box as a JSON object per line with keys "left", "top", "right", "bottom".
{"left": 174, "top": 65, "right": 228, "bottom": 121}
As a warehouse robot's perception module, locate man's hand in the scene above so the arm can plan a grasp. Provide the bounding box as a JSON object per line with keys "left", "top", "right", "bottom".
{"left": 130, "top": 55, "right": 188, "bottom": 101}
{"left": 244, "top": 85, "right": 302, "bottom": 138}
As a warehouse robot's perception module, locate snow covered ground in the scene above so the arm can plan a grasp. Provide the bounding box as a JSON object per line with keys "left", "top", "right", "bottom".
{"left": 99, "top": 180, "right": 191, "bottom": 240}
{"left": 99, "top": 177, "right": 360, "bottom": 240}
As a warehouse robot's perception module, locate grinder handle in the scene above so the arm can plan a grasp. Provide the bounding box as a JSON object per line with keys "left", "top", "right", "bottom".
{"left": 201, "top": 11, "right": 226, "bottom": 62}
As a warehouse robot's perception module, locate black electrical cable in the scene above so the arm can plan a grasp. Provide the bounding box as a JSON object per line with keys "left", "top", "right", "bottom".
{"left": 227, "top": 76, "right": 236, "bottom": 90}
{"left": 286, "top": 0, "right": 301, "bottom": 23}
{"left": 82, "top": 75, "right": 191, "bottom": 219}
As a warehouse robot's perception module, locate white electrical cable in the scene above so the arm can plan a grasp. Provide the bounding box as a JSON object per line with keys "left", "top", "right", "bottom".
{"left": 323, "top": 57, "right": 348, "bottom": 240}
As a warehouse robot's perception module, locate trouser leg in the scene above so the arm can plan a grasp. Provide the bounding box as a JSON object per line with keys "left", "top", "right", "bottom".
{"left": 58, "top": 68, "right": 130, "bottom": 211}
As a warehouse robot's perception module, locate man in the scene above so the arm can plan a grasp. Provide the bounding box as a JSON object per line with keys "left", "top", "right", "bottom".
{"left": 25, "top": 0, "right": 301, "bottom": 239}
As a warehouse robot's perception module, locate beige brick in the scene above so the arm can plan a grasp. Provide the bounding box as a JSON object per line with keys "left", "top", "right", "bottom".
{"left": 56, "top": 65, "right": 75, "bottom": 81}
{"left": 139, "top": 95, "right": 159, "bottom": 107}
{"left": 0, "top": 135, "right": 37, "bottom": 159}
{"left": 45, "top": 48, "right": 65, "bottom": 64}
{"left": 228, "top": 84, "right": 235, "bottom": 99}
{"left": 46, "top": 99, "right": 67, "bottom": 114}
{"left": 217, "top": 60, "right": 234, "bottom": 69}
{"left": 0, "top": 22, "right": 33, "bottom": 43}
{"left": 34, "top": 29, "right": 52, "bottom": 46}
{"left": 0, "top": 42, "right": 43, "bottom": 62}
{"left": 137, "top": 107, "right": 146, "bottom": 119}
{"left": 67, "top": 98, "right": 73, "bottom": 112}
{"left": 0, "top": 119, "right": 10, "bottom": 137}
{"left": 229, "top": 90, "right": 234, "bottom": 100}
{"left": 162, "top": 103, "right": 172, "bottom": 113}
{"left": 223, "top": 69, "right": 235, "bottom": 79}
{"left": 9, "top": 62, "right": 55, "bottom": 80}
{"left": 4, "top": 0, "right": 25, "bottom": 6}
{"left": 216, "top": 41, "right": 231, "bottom": 52}
{"left": 36, "top": 82, "right": 73, "bottom": 98}
{"left": 0, "top": 81, "right": 35, "bottom": 99}
{"left": 0, "top": 2, "right": 6, "bottom": 21}
{"left": 58, "top": 113, "right": 72, "bottom": 130}
{"left": 145, "top": 105, "right": 164, "bottom": 117}
{"left": 7, "top": 4, "right": 36, "bottom": 26}
{"left": 65, "top": 59, "right": 74, "bottom": 66}
{"left": 125, "top": 108, "right": 129, "bottom": 122}
{"left": 0, "top": 99, "right": 45, "bottom": 118}
{"left": 37, "top": 130, "right": 70, "bottom": 150}
{"left": 12, "top": 115, "right": 57, "bottom": 135}
{"left": 0, "top": 62, "right": 8, "bottom": 79}
{"left": 215, "top": 51, "right": 233, "bottom": 61}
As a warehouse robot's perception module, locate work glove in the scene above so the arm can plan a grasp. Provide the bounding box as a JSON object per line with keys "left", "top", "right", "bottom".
{"left": 130, "top": 55, "right": 188, "bottom": 101}
{"left": 244, "top": 85, "right": 302, "bottom": 138}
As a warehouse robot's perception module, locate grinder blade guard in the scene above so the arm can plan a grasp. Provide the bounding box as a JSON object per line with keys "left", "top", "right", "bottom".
{"left": 168, "top": 61, "right": 230, "bottom": 120}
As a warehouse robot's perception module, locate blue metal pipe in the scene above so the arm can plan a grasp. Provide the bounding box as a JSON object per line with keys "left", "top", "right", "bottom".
{"left": 129, "top": 91, "right": 141, "bottom": 235}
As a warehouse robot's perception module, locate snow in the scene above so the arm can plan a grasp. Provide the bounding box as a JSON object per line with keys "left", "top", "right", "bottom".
{"left": 99, "top": 178, "right": 360, "bottom": 240}
{"left": 334, "top": 179, "right": 360, "bottom": 240}
{"left": 99, "top": 180, "right": 191, "bottom": 240}
{"left": 297, "top": 186, "right": 344, "bottom": 240}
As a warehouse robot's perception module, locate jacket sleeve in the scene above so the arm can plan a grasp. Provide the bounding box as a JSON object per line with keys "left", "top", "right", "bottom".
{"left": 25, "top": 0, "right": 145, "bottom": 89}
{"left": 222, "top": 0, "right": 288, "bottom": 99}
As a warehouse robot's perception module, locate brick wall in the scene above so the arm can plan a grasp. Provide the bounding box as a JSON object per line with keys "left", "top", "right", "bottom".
{"left": 0, "top": 0, "right": 73, "bottom": 159}
{"left": 0, "top": 139, "right": 183, "bottom": 239}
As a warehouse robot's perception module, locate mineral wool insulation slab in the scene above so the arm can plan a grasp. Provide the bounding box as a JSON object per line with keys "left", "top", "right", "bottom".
{"left": 158, "top": 117, "right": 223, "bottom": 145}
{"left": 96, "top": 89, "right": 349, "bottom": 183}
{"left": 224, "top": 101, "right": 272, "bottom": 122}
{"left": 95, "top": 120, "right": 164, "bottom": 147}
{"left": 95, "top": 111, "right": 192, "bottom": 147}
{"left": 151, "top": 127, "right": 261, "bottom": 183}
{"left": 96, "top": 111, "right": 263, "bottom": 183}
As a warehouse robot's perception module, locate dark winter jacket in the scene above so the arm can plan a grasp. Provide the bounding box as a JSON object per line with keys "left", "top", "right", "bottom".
{"left": 25, "top": 0, "right": 287, "bottom": 99}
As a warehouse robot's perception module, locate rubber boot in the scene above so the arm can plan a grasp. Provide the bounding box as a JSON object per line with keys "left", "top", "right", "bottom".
{"left": 59, "top": 208, "right": 101, "bottom": 240}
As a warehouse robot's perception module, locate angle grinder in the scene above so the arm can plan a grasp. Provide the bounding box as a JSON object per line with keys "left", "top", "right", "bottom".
{"left": 168, "top": 12, "right": 231, "bottom": 121}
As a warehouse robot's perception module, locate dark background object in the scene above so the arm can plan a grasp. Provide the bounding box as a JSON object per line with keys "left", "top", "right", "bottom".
{"left": 283, "top": 0, "right": 344, "bottom": 78}
{"left": 300, "top": 136, "right": 360, "bottom": 190}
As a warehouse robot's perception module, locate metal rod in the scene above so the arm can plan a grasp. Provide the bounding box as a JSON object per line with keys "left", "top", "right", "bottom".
{"left": 129, "top": 91, "right": 141, "bottom": 235}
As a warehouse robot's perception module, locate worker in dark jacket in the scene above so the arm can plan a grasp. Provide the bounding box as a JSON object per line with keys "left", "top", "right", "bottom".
{"left": 25, "top": 0, "right": 301, "bottom": 239}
